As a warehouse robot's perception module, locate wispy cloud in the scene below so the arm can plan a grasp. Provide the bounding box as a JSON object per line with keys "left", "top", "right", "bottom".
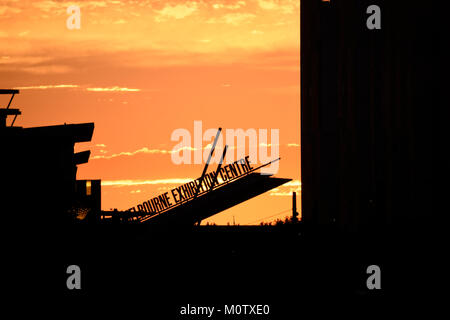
{"left": 212, "top": 1, "right": 246, "bottom": 10}
{"left": 86, "top": 86, "right": 140, "bottom": 92}
{"left": 284, "top": 180, "right": 301, "bottom": 187}
{"left": 91, "top": 146, "right": 197, "bottom": 159}
{"left": 0, "top": 5, "right": 21, "bottom": 16}
{"left": 269, "top": 180, "right": 301, "bottom": 196}
{"left": 92, "top": 143, "right": 294, "bottom": 160}
{"left": 0, "top": 55, "right": 52, "bottom": 66}
{"left": 32, "top": 1, "right": 65, "bottom": 13}
{"left": 257, "top": 0, "right": 297, "bottom": 14}
{"left": 32, "top": 0, "right": 108, "bottom": 14}
{"left": 12, "top": 85, "right": 142, "bottom": 92}
{"left": 206, "top": 12, "right": 256, "bottom": 25}
{"left": 18, "top": 30, "right": 30, "bottom": 37}
{"left": 14, "top": 84, "right": 79, "bottom": 90}
{"left": 101, "top": 178, "right": 300, "bottom": 190}
{"left": 259, "top": 143, "right": 279, "bottom": 147}
{"left": 92, "top": 147, "right": 169, "bottom": 159}
{"left": 269, "top": 191, "right": 300, "bottom": 196}
{"left": 258, "top": 0, "right": 277, "bottom": 10}
{"left": 154, "top": 2, "right": 198, "bottom": 22}
{"left": 113, "top": 19, "right": 127, "bottom": 24}
{"left": 21, "top": 65, "right": 74, "bottom": 74}
{"left": 102, "top": 178, "right": 193, "bottom": 187}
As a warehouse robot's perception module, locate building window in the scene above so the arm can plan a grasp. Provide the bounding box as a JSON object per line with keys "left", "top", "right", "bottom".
{"left": 86, "top": 180, "right": 92, "bottom": 196}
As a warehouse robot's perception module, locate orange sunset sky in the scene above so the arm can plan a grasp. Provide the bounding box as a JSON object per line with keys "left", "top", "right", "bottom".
{"left": 0, "top": 0, "right": 300, "bottom": 224}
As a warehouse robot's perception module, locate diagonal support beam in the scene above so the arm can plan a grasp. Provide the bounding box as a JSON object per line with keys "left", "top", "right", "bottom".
{"left": 10, "top": 114, "right": 18, "bottom": 127}
{"left": 6, "top": 93, "right": 15, "bottom": 109}
{"left": 209, "top": 145, "right": 228, "bottom": 191}
{"left": 193, "top": 127, "right": 222, "bottom": 199}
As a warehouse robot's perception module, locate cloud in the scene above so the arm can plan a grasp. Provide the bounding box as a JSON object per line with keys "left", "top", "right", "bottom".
{"left": 19, "top": 65, "right": 74, "bottom": 74}
{"left": 14, "top": 84, "right": 79, "bottom": 90}
{"left": 18, "top": 30, "right": 30, "bottom": 37}
{"left": 0, "top": 5, "right": 21, "bottom": 16}
{"left": 284, "top": 180, "right": 301, "bottom": 187}
{"left": 92, "top": 147, "right": 168, "bottom": 159}
{"left": 113, "top": 19, "right": 127, "bottom": 24}
{"left": 257, "top": 0, "right": 297, "bottom": 14}
{"left": 223, "top": 12, "right": 256, "bottom": 25}
{"left": 86, "top": 86, "right": 140, "bottom": 92}
{"left": 258, "top": 0, "right": 278, "bottom": 10}
{"left": 91, "top": 145, "right": 198, "bottom": 160}
{"left": 101, "top": 177, "right": 295, "bottom": 190}
{"left": 0, "top": 55, "right": 52, "bottom": 66}
{"left": 87, "top": 1, "right": 108, "bottom": 8}
{"left": 102, "top": 178, "right": 193, "bottom": 187}
{"left": 269, "top": 179, "right": 301, "bottom": 196}
{"left": 32, "top": 1, "right": 65, "bottom": 13}
{"left": 258, "top": 0, "right": 276, "bottom": 10}
{"left": 212, "top": 1, "right": 246, "bottom": 10}
{"left": 154, "top": 2, "right": 198, "bottom": 22}
{"left": 10, "top": 84, "right": 143, "bottom": 93}
{"left": 92, "top": 143, "right": 295, "bottom": 160}
{"left": 259, "top": 143, "right": 279, "bottom": 147}
{"left": 206, "top": 12, "right": 256, "bottom": 25}
{"left": 32, "top": 0, "right": 108, "bottom": 14}
{"left": 269, "top": 191, "right": 299, "bottom": 196}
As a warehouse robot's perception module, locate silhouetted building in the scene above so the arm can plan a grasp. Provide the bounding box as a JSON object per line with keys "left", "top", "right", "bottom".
{"left": 0, "top": 89, "right": 98, "bottom": 229}
{"left": 301, "top": 1, "right": 439, "bottom": 231}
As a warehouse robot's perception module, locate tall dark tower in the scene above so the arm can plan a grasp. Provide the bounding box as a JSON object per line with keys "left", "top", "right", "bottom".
{"left": 292, "top": 192, "right": 299, "bottom": 221}
{"left": 301, "top": 0, "right": 439, "bottom": 231}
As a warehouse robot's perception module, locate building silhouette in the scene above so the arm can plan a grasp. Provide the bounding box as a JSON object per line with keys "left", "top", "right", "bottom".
{"left": 301, "top": 0, "right": 439, "bottom": 231}
{"left": 0, "top": 89, "right": 99, "bottom": 232}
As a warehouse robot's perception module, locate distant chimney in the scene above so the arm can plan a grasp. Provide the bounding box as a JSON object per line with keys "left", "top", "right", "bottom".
{"left": 292, "top": 192, "right": 299, "bottom": 221}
